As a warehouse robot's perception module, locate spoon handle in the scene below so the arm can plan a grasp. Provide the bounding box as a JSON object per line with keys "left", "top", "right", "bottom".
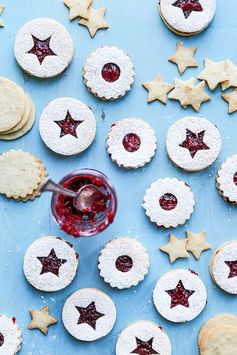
{"left": 40, "top": 179, "right": 78, "bottom": 198}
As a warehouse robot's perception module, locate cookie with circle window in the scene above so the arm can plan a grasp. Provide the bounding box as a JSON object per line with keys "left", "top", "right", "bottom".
{"left": 0, "top": 315, "right": 22, "bottom": 354}
{"left": 83, "top": 46, "right": 135, "bottom": 100}
{"left": 216, "top": 155, "right": 237, "bottom": 204}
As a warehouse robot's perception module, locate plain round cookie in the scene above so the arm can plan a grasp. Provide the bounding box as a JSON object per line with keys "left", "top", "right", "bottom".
{"left": 216, "top": 155, "right": 237, "bottom": 203}
{"left": 116, "top": 320, "right": 172, "bottom": 355}
{"left": 199, "top": 325, "right": 237, "bottom": 355}
{"left": 0, "top": 315, "right": 22, "bottom": 354}
{"left": 62, "top": 288, "right": 116, "bottom": 341}
{"left": 14, "top": 18, "right": 73, "bottom": 78}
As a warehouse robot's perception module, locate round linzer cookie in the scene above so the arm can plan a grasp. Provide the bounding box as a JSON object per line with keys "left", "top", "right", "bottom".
{"left": 210, "top": 241, "right": 237, "bottom": 294}
{"left": 62, "top": 288, "right": 116, "bottom": 341}
{"left": 83, "top": 46, "right": 135, "bottom": 100}
{"left": 23, "top": 236, "right": 78, "bottom": 292}
{"left": 98, "top": 237, "right": 150, "bottom": 289}
{"left": 14, "top": 18, "right": 74, "bottom": 78}
{"left": 0, "top": 315, "right": 22, "bottom": 354}
{"left": 116, "top": 320, "right": 172, "bottom": 355}
{"left": 159, "top": 0, "right": 216, "bottom": 36}
{"left": 153, "top": 269, "right": 207, "bottom": 323}
{"left": 39, "top": 97, "right": 96, "bottom": 156}
{"left": 143, "top": 178, "right": 195, "bottom": 228}
{"left": 216, "top": 155, "right": 237, "bottom": 204}
{"left": 106, "top": 118, "right": 157, "bottom": 169}
{"left": 166, "top": 116, "right": 222, "bottom": 172}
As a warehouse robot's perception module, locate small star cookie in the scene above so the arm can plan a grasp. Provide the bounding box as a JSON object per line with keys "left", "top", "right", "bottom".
{"left": 160, "top": 234, "right": 190, "bottom": 263}
{"left": 0, "top": 4, "right": 4, "bottom": 27}
{"left": 222, "top": 60, "right": 237, "bottom": 91}
{"left": 28, "top": 306, "right": 57, "bottom": 335}
{"left": 186, "top": 230, "right": 211, "bottom": 260}
{"left": 169, "top": 42, "right": 198, "bottom": 75}
{"left": 182, "top": 81, "right": 211, "bottom": 112}
{"left": 142, "top": 74, "right": 174, "bottom": 104}
{"left": 79, "top": 7, "right": 109, "bottom": 38}
{"left": 223, "top": 89, "right": 237, "bottom": 114}
{"left": 168, "top": 77, "right": 195, "bottom": 105}
{"left": 64, "top": 0, "right": 93, "bottom": 20}
{"left": 198, "top": 59, "right": 228, "bottom": 91}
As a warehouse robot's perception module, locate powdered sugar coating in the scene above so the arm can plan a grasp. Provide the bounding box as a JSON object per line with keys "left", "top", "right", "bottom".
{"left": 62, "top": 288, "right": 116, "bottom": 341}
{"left": 217, "top": 155, "right": 237, "bottom": 203}
{"left": 116, "top": 320, "right": 171, "bottom": 355}
{"left": 166, "top": 116, "right": 222, "bottom": 172}
{"left": 0, "top": 315, "right": 22, "bottom": 354}
{"left": 143, "top": 178, "right": 195, "bottom": 228}
{"left": 106, "top": 118, "right": 157, "bottom": 169}
{"left": 39, "top": 97, "right": 96, "bottom": 156}
{"left": 14, "top": 18, "right": 73, "bottom": 78}
{"left": 153, "top": 269, "right": 207, "bottom": 323}
{"left": 23, "top": 236, "right": 78, "bottom": 292}
{"left": 159, "top": 0, "right": 216, "bottom": 35}
{"left": 98, "top": 237, "right": 150, "bottom": 289}
{"left": 83, "top": 46, "right": 135, "bottom": 100}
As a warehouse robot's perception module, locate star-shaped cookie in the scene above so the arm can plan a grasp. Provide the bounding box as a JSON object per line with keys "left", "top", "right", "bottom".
{"left": 28, "top": 306, "right": 57, "bottom": 335}
{"left": 222, "top": 60, "right": 237, "bottom": 91}
{"left": 160, "top": 234, "right": 190, "bottom": 263}
{"left": 64, "top": 0, "right": 93, "bottom": 20}
{"left": 223, "top": 89, "right": 237, "bottom": 113}
{"left": 0, "top": 4, "right": 4, "bottom": 27}
{"left": 142, "top": 74, "right": 174, "bottom": 104}
{"left": 186, "top": 230, "right": 211, "bottom": 260}
{"left": 79, "top": 7, "right": 109, "bottom": 38}
{"left": 182, "top": 81, "right": 211, "bottom": 112}
{"left": 198, "top": 59, "right": 228, "bottom": 91}
{"left": 168, "top": 77, "right": 195, "bottom": 105}
{"left": 169, "top": 42, "right": 198, "bottom": 75}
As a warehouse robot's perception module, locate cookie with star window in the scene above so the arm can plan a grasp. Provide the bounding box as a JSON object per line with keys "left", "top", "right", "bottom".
{"left": 39, "top": 97, "right": 96, "bottom": 156}
{"left": 166, "top": 116, "right": 221, "bottom": 172}
{"left": 153, "top": 269, "right": 207, "bottom": 323}
{"left": 62, "top": 288, "right": 116, "bottom": 341}
{"left": 216, "top": 155, "right": 237, "bottom": 204}
{"left": 14, "top": 18, "right": 73, "bottom": 78}
{"left": 23, "top": 236, "right": 79, "bottom": 292}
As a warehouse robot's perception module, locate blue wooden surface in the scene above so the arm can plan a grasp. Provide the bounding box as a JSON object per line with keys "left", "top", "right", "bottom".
{"left": 0, "top": 0, "right": 237, "bottom": 354}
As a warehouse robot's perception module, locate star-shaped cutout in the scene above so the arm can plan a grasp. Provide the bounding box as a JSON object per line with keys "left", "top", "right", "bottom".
{"left": 28, "top": 306, "right": 57, "bottom": 335}
{"left": 160, "top": 234, "right": 190, "bottom": 264}
{"left": 186, "top": 230, "right": 211, "bottom": 260}
{"left": 27, "top": 35, "right": 56, "bottom": 65}
{"left": 198, "top": 59, "right": 228, "bottom": 91}
{"left": 76, "top": 301, "right": 104, "bottom": 330}
{"left": 168, "top": 77, "right": 195, "bottom": 104}
{"left": 225, "top": 260, "right": 237, "bottom": 279}
{"left": 166, "top": 280, "right": 195, "bottom": 308}
{"left": 172, "top": 0, "right": 203, "bottom": 19}
{"left": 179, "top": 129, "right": 209, "bottom": 158}
{"left": 0, "top": 4, "right": 4, "bottom": 28}
{"left": 37, "top": 249, "right": 67, "bottom": 277}
{"left": 79, "top": 7, "right": 109, "bottom": 38}
{"left": 131, "top": 337, "right": 159, "bottom": 355}
{"left": 143, "top": 74, "right": 174, "bottom": 104}
{"left": 54, "top": 111, "right": 83, "bottom": 138}
{"left": 222, "top": 60, "right": 237, "bottom": 91}
{"left": 169, "top": 42, "right": 198, "bottom": 75}
{"left": 181, "top": 81, "right": 211, "bottom": 112}
{"left": 223, "top": 88, "right": 237, "bottom": 114}
{"left": 64, "top": 0, "right": 94, "bottom": 20}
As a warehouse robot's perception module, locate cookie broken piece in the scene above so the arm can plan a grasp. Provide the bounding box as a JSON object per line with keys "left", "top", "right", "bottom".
{"left": 28, "top": 306, "right": 57, "bottom": 335}
{"left": 160, "top": 234, "right": 190, "bottom": 263}
{"left": 79, "top": 7, "right": 109, "bottom": 38}
{"left": 186, "top": 231, "right": 211, "bottom": 260}
{"left": 142, "top": 74, "right": 174, "bottom": 104}
{"left": 223, "top": 89, "right": 237, "bottom": 114}
{"left": 169, "top": 42, "right": 198, "bottom": 75}
{"left": 0, "top": 4, "right": 4, "bottom": 27}
{"left": 198, "top": 59, "right": 228, "bottom": 91}
{"left": 64, "top": 0, "right": 93, "bottom": 20}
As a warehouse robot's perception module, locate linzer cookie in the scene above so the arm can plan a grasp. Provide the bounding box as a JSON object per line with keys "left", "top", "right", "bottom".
{"left": 14, "top": 18, "right": 74, "bottom": 78}
{"left": 159, "top": 0, "right": 216, "bottom": 37}
{"left": 23, "top": 236, "right": 78, "bottom": 292}
{"left": 98, "top": 237, "right": 150, "bottom": 289}
{"left": 143, "top": 178, "right": 195, "bottom": 228}
{"left": 106, "top": 118, "right": 157, "bottom": 169}
{"left": 0, "top": 315, "right": 22, "bottom": 354}
{"left": 39, "top": 97, "right": 96, "bottom": 156}
{"left": 62, "top": 288, "right": 116, "bottom": 341}
{"left": 153, "top": 269, "right": 207, "bottom": 323}
{"left": 166, "top": 116, "right": 222, "bottom": 172}
{"left": 83, "top": 46, "right": 135, "bottom": 100}
{"left": 216, "top": 155, "right": 237, "bottom": 203}
{"left": 116, "top": 320, "right": 172, "bottom": 355}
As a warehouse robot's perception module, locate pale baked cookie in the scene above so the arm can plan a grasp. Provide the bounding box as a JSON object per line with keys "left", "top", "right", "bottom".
{"left": 181, "top": 81, "right": 211, "bottom": 112}
{"left": 216, "top": 155, "right": 237, "bottom": 203}
{"left": 222, "top": 60, "right": 237, "bottom": 91}
{"left": 28, "top": 306, "right": 57, "bottom": 335}
{"left": 186, "top": 230, "right": 211, "bottom": 260}
{"left": 98, "top": 237, "right": 150, "bottom": 289}
{"left": 23, "top": 236, "right": 78, "bottom": 292}
{"left": 153, "top": 269, "right": 207, "bottom": 323}
{"left": 62, "top": 288, "right": 116, "bottom": 341}
{"left": 159, "top": 0, "right": 216, "bottom": 36}
{"left": 14, "top": 18, "right": 74, "bottom": 78}
{"left": 143, "top": 74, "right": 174, "bottom": 104}
{"left": 160, "top": 234, "right": 190, "bottom": 263}
{"left": 166, "top": 116, "right": 221, "bottom": 172}
{"left": 223, "top": 89, "right": 237, "bottom": 114}
{"left": 83, "top": 46, "right": 135, "bottom": 100}
{"left": 0, "top": 4, "right": 4, "bottom": 28}
{"left": 0, "top": 315, "right": 22, "bottom": 354}
{"left": 198, "top": 59, "right": 228, "bottom": 91}
{"left": 199, "top": 325, "right": 237, "bottom": 355}
{"left": 168, "top": 77, "right": 195, "bottom": 104}
{"left": 116, "top": 320, "right": 172, "bottom": 355}
{"left": 64, "top": 0, "right": 93, "bottom": 20}
{"left": 169, "top": 42, "right": 198, "bottom": 75}
{"left": 143, "top": 178, "right": 195, "bottom": 228}
{"left": 39, "top": 97, "right": 96, "bottom": 156}
{"left": 106, "top": 118, "right": 157, "bottom": 169}
{"left": 79, "top": 7, "right": 109, "bottom": 38}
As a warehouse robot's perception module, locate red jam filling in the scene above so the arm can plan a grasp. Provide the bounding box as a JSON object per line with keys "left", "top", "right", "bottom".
{"left": 172, "top": 0, "right": 203, "bottom": 19}
{"left": 131, "top": 337, "right": 159, "bottom": 355}
{"left": 115, "top": 255, "right": 133, "bottom": 272}
{"left": 233, "top": 172, "right": 237, "bottom": 186}
{"left": 101, "top": 63, "right": 121, "bottom": 82}
{"left": 225, "top": 260, "right": 237, "bottom": 278}
{"left": 37, "top": 248, "right": 67, "bottom": 277}
{"left": 180, "top": 129, "right": 209, "bottom": 158}
{"left": 0, "top": 333, "right": 4, "bottom": 347}
{"left": 27, "top": 35, "right": 56, "bottom": 65}
{"left": 166, "top": 280, "right": 195, "bottom": 308}
{"left": 54, "top": 111, "right": 83, "bottom": 138}
{"left": 123, "top": 133, "right": 141, "bottom": 152}
{"left": 76, "top": 301, "right": 104, "bottom": 330}
{"left": 159, "top": 193, "right": 177, "bottom": 211}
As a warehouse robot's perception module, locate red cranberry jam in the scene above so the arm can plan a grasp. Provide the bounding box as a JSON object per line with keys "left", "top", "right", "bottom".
{"left": 172, "top": 0, "right": 203, "bottom": 19}
{"left": 28, "top": 35, "right": 56, "bottom": 65}
{"left": 166, "top": 280, "right": 195, "bottom": 309}
{"left": 131, "top": 337, "right": 158, "bottom": 355}
{"left": 52, "top": 170, "right": 117, "bottom": 237}
{"left": 123, "top": 133, "right": 141, "bottom": 152}
{"left": 225, "top": 260, "right": 237, "bottom": 278}
{"left": 54, "top": 111, "right": 82, "bottom": 138}
{"left": 101, "top": 63, "right": 121, "bottom": 82}
{"left": 76, "top": 302, "right": 104, "bottom": 330}
{"left": 180, "top": 129, "right": 209, "bottom": 158}
{"left": 159, "top": 193, "right": 178, "bottom": 211}
{"left": 115, "top": 255, "right": 133, "bottom": 272}
{"left": 233, "top": 172, "right": 237, "bottom": 186}
{"left": 0, "top": 333, "right": 4, "bottom": 347}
